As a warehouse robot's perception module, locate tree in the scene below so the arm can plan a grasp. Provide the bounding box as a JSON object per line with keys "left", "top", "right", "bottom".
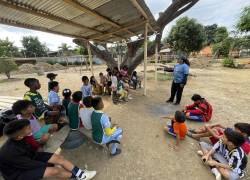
{"left": 21, "top": 36, "right": 47, "bottom": 57}
{"left": 214, "top": 27, "right": 228, "bottom": 43}
{"left": 0, "top": 38, "right": 20, "bottom": 57}
{"left": 58, "top": 43, "right": 72, "bottom": 56}
{"left": 0, "top": 58, "right": 18, "bottom": 79}
{"left": 74, "top": 46, "right": 87, "bottom": 55}
{"left": 237, "top": 6, "right": 250, "bottom": 32}
{"left": 212, "top": 37, "right": 231, "bottom": 57}
{"left": 73, "top": 0, "right": 200, "bottom": 74}
{"left": 166, "top": 17, "right": 205, "bottom": 56}
{"left": 204, "top": 24, "right": 218, "bottom": 45}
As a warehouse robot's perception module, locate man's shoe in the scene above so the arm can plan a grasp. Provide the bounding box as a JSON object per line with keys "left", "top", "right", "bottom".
{"left": 77, "top": 170, "right": 97, "bottom": 180}
{"left": 166, "top": 99, "right": 173, "bottom": 103}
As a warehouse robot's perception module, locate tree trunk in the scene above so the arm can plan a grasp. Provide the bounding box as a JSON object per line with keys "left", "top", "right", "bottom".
{"left": 5, "top": 71, "right": 10, "bottom": 79}
{"left": 73, "top": 0, "right": 199, "bottom": 74}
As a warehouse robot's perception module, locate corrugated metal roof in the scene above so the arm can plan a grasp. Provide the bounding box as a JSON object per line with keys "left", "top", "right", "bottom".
{"left": 0, "top": 0, "right": 159, "bottom": 43}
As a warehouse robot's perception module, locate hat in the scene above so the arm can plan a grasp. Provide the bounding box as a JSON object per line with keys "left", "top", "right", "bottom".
{"left": 46, "top": 73, "right": 57, "bottom": 79}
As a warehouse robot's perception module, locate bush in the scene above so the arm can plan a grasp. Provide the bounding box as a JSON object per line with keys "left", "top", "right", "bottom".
{"left": 0, "top": 58, "right": 18, "bottom": 79}
{"left": 46, "top": 60, "right": 57, "bottom": 65}
{"left": 222, "top": 57, "right": 235, "bottom": 68}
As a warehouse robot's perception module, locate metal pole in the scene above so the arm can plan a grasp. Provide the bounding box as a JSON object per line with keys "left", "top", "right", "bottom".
{"left": 155, "top": 43, "right": 158, "bottom": 81}
{"left": 87, "top": 42, "right": 93, "bottom": 75}
{"left": 143, "top": 22, "right": 148, "bottom": 96}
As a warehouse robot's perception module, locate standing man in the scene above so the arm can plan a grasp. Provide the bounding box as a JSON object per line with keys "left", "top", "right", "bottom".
{"left": 166, "top": 56, "right": 190, "bottom": 105}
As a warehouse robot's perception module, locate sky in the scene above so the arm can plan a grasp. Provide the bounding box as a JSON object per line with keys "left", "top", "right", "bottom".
{"left": 0, "top": 0, "right": 249, "bottom": 51}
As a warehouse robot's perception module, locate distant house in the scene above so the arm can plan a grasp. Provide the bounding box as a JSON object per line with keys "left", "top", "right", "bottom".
{"left": 198, "top": 45, "right": 212, "bottom": 57}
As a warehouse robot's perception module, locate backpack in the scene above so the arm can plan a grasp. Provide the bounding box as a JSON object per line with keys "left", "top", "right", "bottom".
{"left": 0, "top": 109, "right": 17, "bottom": 136}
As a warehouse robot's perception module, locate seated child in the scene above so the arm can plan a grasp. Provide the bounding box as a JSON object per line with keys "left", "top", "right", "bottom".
{"left": 62, "top": 88, "right": 72, "bottom": 116}
{"left": 81, "top": 76, "right": 92, "bottom": 99}
{"left": 188, "top": 123, "right": 250, "bottom": 155}
{"left": 163, "top": 111, "right": 187, "bottom": 149}
{"left": 23, "top": 78, "right": 60, "bottom": 122}
{"left": 99, "top": 72, "right": 109, "bottom": 95}
{"left": 106, "top": 70, "right": 112, "bottom": 95}
{"left": 90, "top": 76, "right": 103, "bottom": 95}
{"left": 12, "top": 100, "right": 58, "bottom": 144}
{"left": 120, "top": 65, "right": 129, "bottom": 81}
{"left": 91, "top": 97, "right": 123, "bottom": 156}
{"left": 68, "top": 91, "right": 84, "bottom": 130}
{"left": 46, "top": 73, "right": 57, "bottom": 92}
{"left": 130, "top": 71, "right": 138, "bottom": 90}
{"left": 80, "top": 96, "right": 94, "bottom": 130}
{"left": 0, "top": 120, "right": 96, "bottom": 180}
{"left": 48, "top": 81, "right": 61, "bottom": 106}
{"left": 199, "top": 128, "right": 248, "bottom": 180}
{"left": 117, "top": 74, "right": 128, "bottom": 101}
{"left": 184, "top": 94, "right": 213, "bottom": 122}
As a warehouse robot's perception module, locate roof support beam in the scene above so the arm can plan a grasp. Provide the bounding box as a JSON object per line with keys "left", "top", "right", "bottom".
{"left": 130, "top": 0, "right": 155, "bottom": 32}
{"left": 89, "top": 20, "right": 147, "bottom": 40}
{"left": 63, "top": 0, "right": 137, "bottom": 36}
{"left": 0, "top": 0, "right": 102, "bottom": 34}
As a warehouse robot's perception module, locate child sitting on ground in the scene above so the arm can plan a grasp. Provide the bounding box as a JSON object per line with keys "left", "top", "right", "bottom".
{"left": 130, "top": 71, "right": 139, "bottom": 90}
{"left": 68, "top": 91, "right": 84, "bottom": 130}
{"left": 117, "top": 74, "right": 128, "bottom": 101}
{"left": 23, "top": 78, "right": 60, "bottom": 123}
{"left": 0, "top": 119, "right": 96, "bottom": 180}
{"left": 188, "top": 123, "right": 250, "bottom": 155}
{"left": 46, "top": 73, "right": 57, "bottom": 92}
{"left": 62, "top": 88, "right": 72, "bottom": 116}
{"left": 184, "top": 94, "right": 213, "bottom": 122}
{"left": 91, "top": 97, "right": 123, "bottom": 156}
{"left": 99, "top": 72, "right": 109, "bottom": 95}
{"left": 199, "top": 128, "right": 248, "bottom": 180}
{"left": 163, "top": 111, "right": 187, "bottom": 150}
{"left": 80, "top": 96, "right": 94, "bottom": 130}
{"left": 12, "top": 100, "right": 58, "bottom": 145}
{"left": 81, "top": 76, "right": 92, "bottom": 98}
{"left": 90, "top": 76, "right": 103, "bottom": 95}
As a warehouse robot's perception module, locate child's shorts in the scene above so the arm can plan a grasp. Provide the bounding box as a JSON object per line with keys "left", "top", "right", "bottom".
{"left": 167, "top": 125, "right": 176, "bottom": 137}
{"left": 34, "top": 125, "right": 52, "bottom": 140}
{"left": 16, "top": 152, "right": 53, "bottom": 180}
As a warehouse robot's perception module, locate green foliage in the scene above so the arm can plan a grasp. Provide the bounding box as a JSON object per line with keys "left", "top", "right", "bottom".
{"left": 58, "top": 43, "right": 72, "bottom": 56}
{"left": 166, "top": 17, "right": 205, "bottom": 55}
{"left": 204, "top": 24, "right": 218, "bottom": 45}
{"left": 74, "top": 46, "right": 87, "bottom": 55}
{"left": 237, "top": 6, "right": 250, "bottom": 32}
{"left": 214, "top": 27, "right": 228, "bottom": 43}
{"left": 212, "top": 38, "right": 231, "bottom": 57}
{"left": 46, "top": 60, "right": 57, "bottom": 65}
{"left": 222, "top": 57, "right": 235, "bottom": 68}
{"left": 231, "top": 35, "right": 250, "bottom": 51}
{"left": 21, "top": 36, "right": 48, "bottom": 57}
{"left": 0, "top": 38, "right": 20, "bottom": 57}
{"left": 0, "top": 58, "right": 18, "bottom": 78}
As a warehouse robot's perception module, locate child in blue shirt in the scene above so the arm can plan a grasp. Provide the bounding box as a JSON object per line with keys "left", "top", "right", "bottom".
{"left": 81, "top": 76, "right": 92, "bottom": 99}
{"left": 48, "top": 81, "right": 60, "bottom": 106}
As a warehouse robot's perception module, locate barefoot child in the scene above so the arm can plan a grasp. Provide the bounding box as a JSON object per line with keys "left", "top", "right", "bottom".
{"left": 163, "top": 111, "right": 187, "bottom": 149}
{"left": 199, "top": 128, "right": 248, "bottom": 180}
{"left": 12, "top": 100, "right": 58, "bottom": 145}
{"left": 0, "top": 120, "right": 96, "bottom": 180}
{"left": 91, "top": 97, "right": 123, "bottom": 156}
{"left": 184, "top": 94, "right": 213, "bottom": 122}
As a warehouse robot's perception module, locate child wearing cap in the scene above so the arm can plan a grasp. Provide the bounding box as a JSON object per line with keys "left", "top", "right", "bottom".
{"left": 163, "top": 111, "right": 187, "bottom": 150}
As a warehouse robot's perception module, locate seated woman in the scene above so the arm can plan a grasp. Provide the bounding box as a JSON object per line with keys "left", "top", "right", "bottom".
{"left": 91, "top": 97, "right": 123, "bottom": 156}
{"left": 184, "top": 94, "right": 213, "bottom": 122}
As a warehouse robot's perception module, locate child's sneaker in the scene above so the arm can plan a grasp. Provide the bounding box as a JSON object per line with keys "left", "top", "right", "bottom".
{"left": 77, "top": 170, "right": 96, "bottom": 180}
{"left": 211, "top": 168, "right": 221, "bottom": 180}
{"left": 110, "top": 148, "right": 122, "bottom": 156}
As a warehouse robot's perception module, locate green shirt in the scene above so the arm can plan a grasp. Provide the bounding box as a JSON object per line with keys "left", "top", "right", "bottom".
{"left": 67, "top": 102, "right": 80, "bottom": 129}
{"left": 24, "top": 91, "right": 47, "bottom": 118}
{"left": 62, "top": 98, "right": 71, "bottom": 115}
{"left": 91, "top": 111, "right": 104, "bottom": 143}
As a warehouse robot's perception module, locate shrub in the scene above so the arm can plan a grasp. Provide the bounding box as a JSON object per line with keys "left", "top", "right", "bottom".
{"left": 0, "top": 58, "right": 18, "bottom": 79}
{"left": 46, "top": 60, "right": 57, "bottom": 65}
{"left": 222, "top": 57, "right": 235, "bottom": 68}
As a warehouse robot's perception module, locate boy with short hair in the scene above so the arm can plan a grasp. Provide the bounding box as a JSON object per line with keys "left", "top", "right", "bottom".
{"left": 68, "top": 91, "right": 84, "bottom": 130}
{"left": 12, "top": 100, "right": 58, "bottom": 144}
{"left": 199, "top": 128, "right": 248, "bottom": 180}
{"left": 80, "top": 96, "right": 94, "bottom": 130}
{"left": 91, "top": 97, "right": 123, "bottom": 156}
{"left": 234, "top": 123, "right": 250, "bottom": 155}
{"left": 184, "top": 94, "right": 213, "bottom": 122}
{"left": 62, "top": 88, "right": 72, "bottom": 116}
{"left": 81, "top": 76, "right": 92, "bottom": 98}
{"left": 0, "top": 120, "right": 96, "bottom": 180}
{"left": 48, "top": 81, "right": 60, "bottom": 106}
{"left": 163, "top": 111, "right": 187, "bottom": 150}
{"left": 46, "top": 73, "right": 57, "bottom": 92}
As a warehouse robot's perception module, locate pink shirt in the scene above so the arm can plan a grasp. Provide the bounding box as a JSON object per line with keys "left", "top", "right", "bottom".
{"left": 16, "top": 114, "right": 41, "bottom": 134}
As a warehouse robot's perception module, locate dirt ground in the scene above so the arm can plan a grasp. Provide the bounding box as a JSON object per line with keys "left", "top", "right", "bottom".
{"left": 0, "top": 64, "right": 250, "bottom": 180}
